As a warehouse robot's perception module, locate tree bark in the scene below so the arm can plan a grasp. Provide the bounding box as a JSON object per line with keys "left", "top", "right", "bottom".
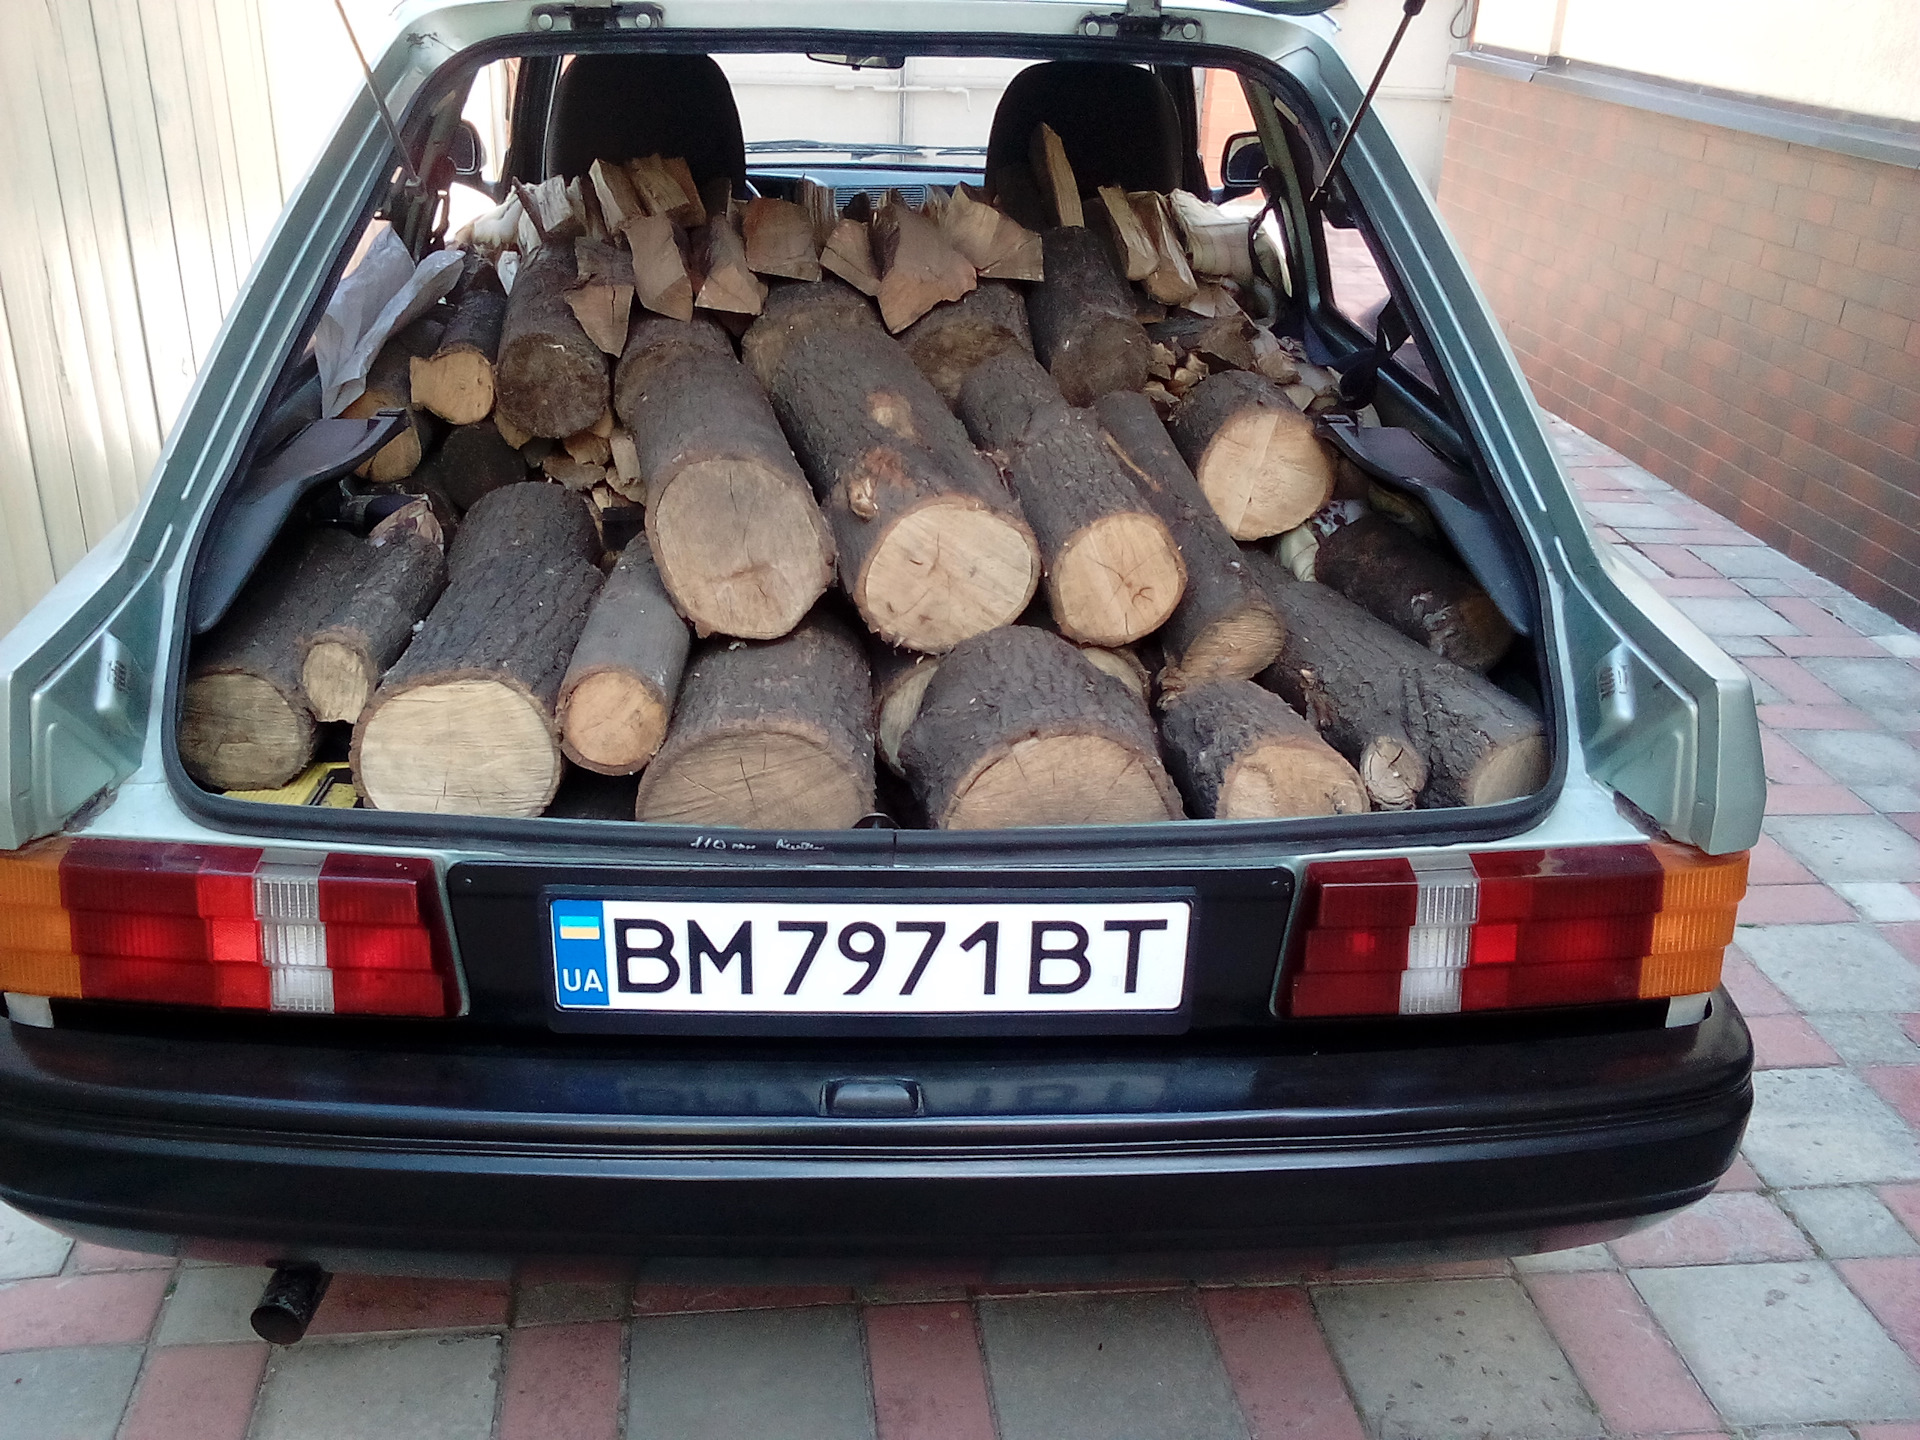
{"left": 742, "top": 281, "right": 1039, "bottom": 653}
{"left": 1157, "top": 678, "right": 1367, "bottom": 818}
{"left": 900, "top": 626, "right": 1181, "bottom": 829}
{"left": 613, "top": 314, "right": 834, "bottom": 640}
{"left": 409, "top": 259, "right": 506, "bottom": 425}
{"left": 300, "top": 530, "right": 448, "bottom": 725}
{"left": 557, "top": 539, "right": 691, "bottom": 775}
{"left": 343, "top": 314, "right": 443, "bottom": 483}
{"left": 1025, "top": 226, "right": 1150, "bottom": 406}
{"left": 353, "top": 483, "right": 603, "bottom": 816}
{"left": 1167, "top": 370, "right": 1334, "bottom": 539}
{"left": 495, "top": 242, "right": 610, "bottom": 439}
{"left": 872, "top": 200, "right": 977, "bottom": 332}
{"left": 410, "top": 419, "right": 529, "bottom": 515}
{"left": 181, "top": 527, "right": 369, "bottom": 791}
{"left": 1092, "top": 389, "right": 1284, "bottom": 689}
{"left": 898, "top": 280, "right": 1034, "bottom": 405}
{"left": 634, "top": 611, "right": 875, "bottom": 829}
{"left": 958, "top": 352, "right": 1184, "bottom": 646}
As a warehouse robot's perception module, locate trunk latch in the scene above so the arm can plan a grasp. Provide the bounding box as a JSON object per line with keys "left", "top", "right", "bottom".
{"left": 531, "top": 1, "right": 663, "bottom": 31}
{"left": 1079, "top": 0, "right": 1203, "bottom": 40}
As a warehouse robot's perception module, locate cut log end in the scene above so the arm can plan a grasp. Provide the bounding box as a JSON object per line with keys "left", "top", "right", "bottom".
{"left": 179, "top": 674, "right": 314, "bottom": 792}
{"left": 300, "top": 642, "right": 376, "bottom": 726}
{"left": 858, "top": 501, "right": 1040, "bottom": 653}
{"left": 558, "top": 669, "right": 671, "bottom": 776}
{"left": 946, "top": 733, "right": 1175, "bottom": 830}
{"left": 1219, "top": 740, "right": 1368, "bottom": 819}
{"left": 1049, "top": 510, "right": 1185, "bottom": 647}
{"left": 636, "top": 729, "right": 869, "bottom": 829}
{"left": 1466, "top": 732, "right": 1548, "bottom": 807}
{"left": 1161, "top": 605, "right": 1288, "bottom": 694}
{"left": 409, "top": 350, "right": 495, "bottom": 427}
{"left": 650, "top": 456, "right": 835, "bottom": 639}
{"left": 1359, "top": 736, "right": 1428, "bottom": 812}
{"left": 876, "top": 658, "right": 939, "bottom": 776}
{"left": 355, "top": 678, "right": 562, "bottom": 817}
{"left": 1195, "top": 404, "right": 1334, "bottom": 539}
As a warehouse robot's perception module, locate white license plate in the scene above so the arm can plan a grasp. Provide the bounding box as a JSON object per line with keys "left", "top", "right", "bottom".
{"left": 550, "top": 898, "right": 1190, "bottom": 1015}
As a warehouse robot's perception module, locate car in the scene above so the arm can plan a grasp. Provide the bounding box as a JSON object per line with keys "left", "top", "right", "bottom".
{"left": 0, "top": 0, "right": 1761, "bottom": 1298}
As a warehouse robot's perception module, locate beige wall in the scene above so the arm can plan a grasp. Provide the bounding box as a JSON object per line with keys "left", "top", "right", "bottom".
{"left": 1323, "top": 0, "right": 1468, "bottom": 195}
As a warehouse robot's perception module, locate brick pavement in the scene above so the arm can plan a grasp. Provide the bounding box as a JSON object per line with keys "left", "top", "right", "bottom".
{"left": 2, "top": 418, "right": 1919, "bottom": 1438}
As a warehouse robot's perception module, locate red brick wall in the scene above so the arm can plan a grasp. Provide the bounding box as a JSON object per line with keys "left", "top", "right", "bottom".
{"left": 1438, "top": 66, "right": 1920, "bottom": 627}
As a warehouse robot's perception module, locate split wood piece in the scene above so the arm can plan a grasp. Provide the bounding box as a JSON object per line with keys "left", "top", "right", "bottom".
{"left": 741, "top": 197, "right": 822, "bottom": 281}
{"left": 939, "top": 185, "right": 1043, "bottom": 282}
{"left": 797, "top": 177, "right": 839, "bottom": 248}
{"left": 1146, "top": 312, "right": 1258, "bottom": 374}
{"left": 1094, "top": 186, "right": 1156, "bottom": 281}
{"left": 1249, "top": 558, "right": 1546, "bottom": 809}
{"left": 566, "top": 238, "right": 635, "bottom": 356}
{"left": 870, "top": 642, "right": 940, "bottom": 778}
{"left": 342, "top": 315, "right": 444, "bottom": 483}
{"left": 743, "top": 281, "right": 1039, "bottom": 653}
{"left": 409, "top": 259, "right": 506, "bottom": 425}
{"left": 589, "top": 158, "right": 646, "bottom": 232}
{"left": 1024, "top": 226, "right": 1151, "bottom": 406}
{"left": 564, "top": 426, "right": 612, "bottom": 468}
{"left": 871, "top": 201, "right": 976, "bottom": 333}
{"left": 819, "top": 217, "right": 882, "bottom": 296}
{"left": 1288, "top": 508, "right": 1514, "bottom": 673}
{"left": 355, "top": 483, "right": 602, "bottom": 816}
{"left": 621, "top": 214, "right": 694, "bottom": 322}
{"left": 608, "top": 426, "right": 641, "bottom": 489}
{"left": 301, "top": 531, "right": 449, "bottom": 725}
{"left": 566, "top": 176, "right": 604, "bottom": 242}
{"left": 181, "top": 528, "right": 370, "bottom": 791}
{"left": 1028, "top": 122, "right": 1084, "bottom": 228}
{"left": 627, "top": 154, "right": 703, "bottom": 226}
{"left": 1129, "top": 192, "right": 1199, "bottom": 307}
{"left": 691, "top": 211, "right": 767, "bottom": 316}
{"left": 900, "top": 626, "right": 1181, "bottom": 829}
{"left": 697, "top": 175, "right": 732, "bottom": 231}
{"left": 494, "top": 243, "right": 611, "bottom": 439}
{"left": 633, "top": 612, "right": 875, "bottom": 829}
{"left": 543, "top": 451, "right": 603, "bottom": 491}
{"left": 614, "top": 314, "right": 834, "bottom": 639}
{"left": 1157, "top": 678, "right": 1366, "bottom": 819}
{"left": 1168, "top": 190, "right": 1253, "bottom": 283}
{"left": 1093, "top": 390, "right": 1284, "bottom": 689}
{"left": 556, "top": 539, "right": 691, "bottom": 775}
{"left": 957, "top": 351, "right": 1184, "bottom": 647}
{"left": 1168, "top": 370, "right": 1335, "bottom": 540}
{"left": 898, "top": 280, "right": 1033, "bottom": 405}
{"left": 514, "top": 176, "right": 580, "bottom": 253}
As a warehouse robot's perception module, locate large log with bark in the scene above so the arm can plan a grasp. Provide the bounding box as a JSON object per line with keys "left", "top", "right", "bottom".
{"left": 958, "top": 352, "right": 1184, "bottom": 646}
{"left": 633, "top": 612, "right": 874, "bottom": 829}
{"left": 900, "top": 626, "right": 1182, "bottom": 829}
{"left": 898, "top": 281, "right": 1034, "bottom": 405}
{"left": 353, "top": 483, "right": 602, "bottom": 816}
{"left": 612, "top": 314, "right": 834, "bottom": 639}
{"left": 1024, "top": 226, "right": 1151, "bottom": 406}
{"left": 494, "top": 243, "right": 610, "bottom": 439}
{"left": 410, "top": 258, "right": 506, "bottom": 425}
{"left": 1157, "top": 679, "right": 1366, "bottom": 819}
{"left": 181, "top": 528, "right": 370, "bottom": 791}
{"left": 1168, "top": 371, "right": 1334, "bottom": 539}
{"left": 556, "top": 540, "right": 691, "bottom": 775}
{"left": 343, "top": 315, "right": 444, "bottom": 483}
{"left": 1250, "top": 558, "right": 1546, "bottom": 809}
{"left": 300, "top": 531, "right": 448, "bottom": 725}
{"left": 409, "top": 419, "right": 529, "bottom": 515}
{"left": 742, "top": 281, "right": 1040, "bottom": 653}
{"left": 1092, "top": 390, "right": 1284, "bottom": 689}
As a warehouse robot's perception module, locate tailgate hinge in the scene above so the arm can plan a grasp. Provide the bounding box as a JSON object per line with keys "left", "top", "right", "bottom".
{"left": 1079, "top": 0, "right": 1203, "bottom": 41}
{"left": 531, "top": 0, "right": 664, "bottom": 32}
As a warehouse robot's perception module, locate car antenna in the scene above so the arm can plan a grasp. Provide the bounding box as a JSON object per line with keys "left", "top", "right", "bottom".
{"left": 332, "top": 0, "right": 423, "bottom": 190}
{"left": 1307, "top": 0, "right": 1425, "bottom": 211}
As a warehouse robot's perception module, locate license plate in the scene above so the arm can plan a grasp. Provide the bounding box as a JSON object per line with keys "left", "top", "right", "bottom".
{"left": 549, "top": 898, "right": 1190, "bottom": 1015}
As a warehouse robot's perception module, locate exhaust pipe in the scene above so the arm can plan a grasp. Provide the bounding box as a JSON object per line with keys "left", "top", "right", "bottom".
{"left": 250, "top": 1263, "right": 333, "bottom": 1345}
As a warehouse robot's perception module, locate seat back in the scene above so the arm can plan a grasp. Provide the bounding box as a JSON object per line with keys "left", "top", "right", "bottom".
{"left": 985, "top": 61, "right": 1186, "bottom": 228}
{"left": 545, "top": 53, "right": 746, "bottom": 192}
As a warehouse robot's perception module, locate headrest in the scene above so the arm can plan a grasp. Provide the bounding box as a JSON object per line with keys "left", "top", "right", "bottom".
{"left": 546, "top": 53, "right": 746, "bottom": 192}
{"left": 986, "top": 62, "right": 1186, "bottom": 227}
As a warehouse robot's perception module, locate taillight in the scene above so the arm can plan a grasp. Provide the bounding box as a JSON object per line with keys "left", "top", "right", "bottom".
{"left": 0, "top": 839, "right": 458, "bottom": 1017}
{"left": 1286, "top": 843, "right": 1748, "bottom": 1018}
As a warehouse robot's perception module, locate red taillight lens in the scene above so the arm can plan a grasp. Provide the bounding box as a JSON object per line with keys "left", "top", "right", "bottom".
{"left": 1287, "top": 842, "right": 1748, "bottom": 1018}
{"left": 0, "top": 839, "right": 458, "bottom": 1018}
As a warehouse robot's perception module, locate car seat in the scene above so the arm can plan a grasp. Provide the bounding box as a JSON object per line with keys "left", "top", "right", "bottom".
{"left": 545, "top": 53, "right": 747, "bottom": 194}
{"left": 985, "top": 61, "right": 1187, "bottom": 229}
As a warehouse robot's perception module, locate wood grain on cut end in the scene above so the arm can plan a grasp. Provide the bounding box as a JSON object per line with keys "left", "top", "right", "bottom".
{"left": 179, "top": 673, "right": 313, "bottom": 793}
{"left": 300, "top": 642, "right": 375, "bottom": 725}
{"left": 1158, "top": 678, "right": 1366, "bottom": 820}
{"left": 1051, "top": 510, "right": 1184, "bottom": 647}
{"left": 946, "top": 733, "right": 1172, "bottom": 830}
{"left": 637, "top": 730, "right": 866, "bottom": 829}
{"left": 858, "top": 500, "right": 1039, "bottom": 653}
{"left": 1171, "top": 371, "right": 1333, "bottom": 540}
{"left": 1466, "top": 733, "right": 1548, "bottom": 806}
{"left": 557, "top": 540, "right": 689, "bottom": 775}
{"left": 559, "top": 670, "right": 670, "bottom": 776}
{"left": 873, "top": 652, "right": 940, "bottom": 777}
{"left": 357, "top": 678, "right": 561, "bottom": 816}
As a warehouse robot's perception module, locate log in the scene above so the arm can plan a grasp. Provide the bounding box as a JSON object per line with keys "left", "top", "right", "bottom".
{"left": 1028, "top": 122, "right": 1083, "bottom": 228}
{"left": 353, "top": 483, "right": 602, "bottom": 816}
{"left": 181, "top": 528, "right": 369, "bottom": 791}
{"left": 1157, "top": 678, "right": 1366, "bottom": 819}
{"left": 343, "top": 315, "right": 443, "bottom": 483}
{"left": 1168, "top": 370, "right": 1334, "bottom": 539}
{"left": 872, "top": 201, "right": 976, "bottom": 332}
{"left": 898, "top": 280, "right": 1034, "bottom": 405}
{"left": 1146, "top": 312, "right": 1258, "bottom": 374}
{"left": 742, "top": 282, "right": 1040, "bottom": 653}
{"left": 514, "top": 177, "right": 580, "bottom": 253}
{"left": 565, "top": 238, "right": 635, "bottom": 357}
{"left": 495, "top": 243, "right": 610, "bottom": 439}
{"left": 797, "top": 177, "right": 839, "bottom": 247}
{"left": 939, "top": 186, "right": 1042, "bottom": 282}
{"left": 1249, "top": 560, "right": 1546, "bottom": 809}
{"left": 899, "top": 626, "right": 1181, "bottom": 829}
{"left": 1092, "top": 390, "right": 1284, "bottom": 689}
{"left": 300, "top": 531, "right": 448, "bottom": 724}
{"left": 409, "top": 260, "right": 506, "bottom": 425}
{"left": 1129, "top": 192, "right": 1198, "bottom": 307}
{"left": 742, "top": 197, "right": 821, "bottom": 280}
{"left": 1094, "top": 186, "right": 1156, "bottom": 281}
{"left": 819, "top": 217, "right": 883, "bottom": 296}
{"left": 1018, "top": 594, "right": 1150, "bottom": 704}
{"left": 589, "top": 158, "right": 646, "bottom": 232}
{"left": 870, "top": 642, "right": 940, "bottom": 778}
{"left": 1025, "top": 226, "right": 1151, "bottom": 406}
{"left": 1167, "top": 190, "right": 1253, "bottom": 283}
{"left": 621, "top": 214, "right": 695, "bottom": 322}
{"left": 613, "top": 314, "right": 834, "bottom": 639}
{"left": 633, "top": 612, "right": 875, "bottom": 828}
{"left": 556, "top": 539, "right": 691, "bottom": 775}
{"left": 407, "top": 419, "right": 528, "bottom": 518}
{"left": 626, "top": 154, "right": 701, "bottom": 226}
{"left": 691, "top": 210, "right": 767, "bottom": 316}
{"left": 957, "top": 352, "right": 1184, "bottom": 647}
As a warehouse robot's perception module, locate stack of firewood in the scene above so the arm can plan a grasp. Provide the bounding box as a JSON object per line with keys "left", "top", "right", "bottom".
{"left": 180, "top": 128, "right": 1544, "bottom": 828}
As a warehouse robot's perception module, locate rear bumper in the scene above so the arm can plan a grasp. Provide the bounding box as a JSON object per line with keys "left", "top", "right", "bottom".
{"left": 0, "top": 1000, "right": 1751, "bottom": 1262}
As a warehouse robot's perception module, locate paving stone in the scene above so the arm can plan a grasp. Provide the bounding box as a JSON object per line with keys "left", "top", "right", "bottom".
{"left": 1780, "top": 1187, "right": 1920, "bottom": 1258}
{"left": 1738, "top": 885, "right": 1857, "bottom": 923}
{"left": 1522, "top": 1270, "right": 1718, "bottom": 1435}
{"left": 1860, "top": 785, "right": 1920, "bottom": 813}
{"left": 1815, "top": 592, "right": 1904, "bottom": 636}
{"left": 1587, "top": 501, "right": 1692, "bottom": 529}
{"left": 1608, "top": 1191, "right": 1815, "bottom": 1266}
{"left": 1313, "top": 1278, "right": 1600, "bottom": 1440}
{"left": 1671, "top": 596, "right": 1803, "bottom": 636}
{"left": 1722, "top": 950, "right": 1796, "bottom": 1015}
{"left": 68, "top": 1243, "right": 172, "bottom": 1274}
{"left": 1766, "top": 815, "right": 1920, "bottom": 884}
{"left": 1801, "top": 658, "right": 1920, "bottom": 713}
{"left": 1787, "top": 731, "right": 1920, "bottom": 788}
{"left": 252, "top": 1333, "right": 499, "bottom": 1440}
{"left": 1691, "top": 544, "right": 1817, "bottom": 579}
{"left": 0, "top": 1268, "right": 171, "bottom": 1349}
{"left": 1838, "top": 1257, "right": 1920, "bottom": 1363}
{"left": 1742, "top": 1068, "right": 1920, "bottom": 1186}
{"left": 1758, "top": 704, "right": 1881, "bottom": 730}
{"left": 512, "top": 1277, "right": 629, "bottom": 1326}
{"left": 628, "top": 1305, "right": 876, "bottom": 1440}
{"left": 1512, "top": 1244, "right": 1616, "bottom": 1273}
{"left": 1879, "top": 635, "right": 1920, "bottom": 658}
{"left": 0, "top": 1203, "right": 72, "bottom": 1282}
{"left": 1633, "top": 1261, "right": 1920, "bottom": 1425}
{"left": 154, "top": 1264, "right": 276, "bottom": 1345}
{"left": 1200, "top": 1287, "right": 1365, "bottom": 1440}
{"left": 1839, "top": 883, "right": 1920, "bottom": 921}
{"left": 0, "top": 1345, "right": 144, "bottom": 1440}
{"left": 120, "top": 1342, "right": 269, "bottom": 1440}
{"left": 631, "top": 1282, "right": 855, "bottom": 1316}
{"left": 865, "top": 1302, "right": 998, "bottom": 1440}
{"left": 1737, "top": 924, "right": 1920, "bottom": 1014}
{"left": 1761, "top": 786, "right": 1875, "bottom": 816}
{"left": 1869, "top": 1065, "right": 1920, "bottom": 1127}
{"left": 1747, "top": 1012, "right": 1844, "bottom": 1067}
{"left": 979, "top": 1290, "right": 1248, "bottom": 1440}
{"left": 1764, "top": 732, "right": 1835, "bottom": 785}
{"left": 1809, "top": 1012, "right": 1920, "bottom": 1067}
{"left": 498, "top": 1321, "right": 622, "bottom": 1440}
{"left": 1716, "top": 634, "right": 1782, "bottom": 656}
{"left": 1749, "top": 835, "right": 1820, "bottom": 884}
{"left": 1883, "top": 1184, "right": 1920, "bottom": 1241}
{"left": 305, "top": 1275, "right": 509, "bottom": 1336}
